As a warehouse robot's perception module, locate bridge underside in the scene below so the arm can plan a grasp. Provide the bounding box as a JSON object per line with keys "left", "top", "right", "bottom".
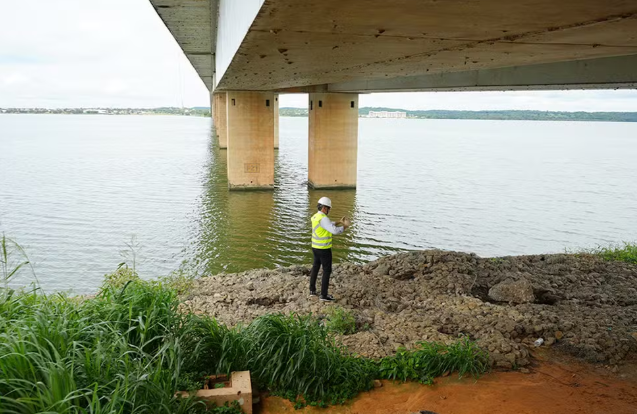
{"left": 219, "top": 0, "right": 637, "bottom": 92}
{"left": 150, "top": 0, "right": 637, "bottom": 92}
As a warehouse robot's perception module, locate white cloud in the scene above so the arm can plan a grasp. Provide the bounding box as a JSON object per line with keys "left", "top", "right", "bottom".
{"left": 1, "top": 73, "right": 30, "bottom": 87}
{"left": 1, "top": 0, "right": 637, "bottom": 110}
{"left": 0, "top": 0, "right": 207, "bottom": 108}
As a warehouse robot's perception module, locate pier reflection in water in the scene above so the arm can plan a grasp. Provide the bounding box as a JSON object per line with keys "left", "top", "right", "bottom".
{"left": 190, "top": 129, "right": 380, "bottom": 276}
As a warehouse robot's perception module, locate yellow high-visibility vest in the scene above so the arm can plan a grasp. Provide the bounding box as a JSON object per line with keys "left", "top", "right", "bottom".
{"left": 311, "top": 212, "right": 333, "bottom": 249}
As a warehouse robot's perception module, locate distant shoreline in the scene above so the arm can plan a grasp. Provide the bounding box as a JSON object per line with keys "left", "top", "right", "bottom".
{"left": 281, "top": 107, "right": 637, "bottom": 122}
{"left": 0, "top": 107, "right": 211, "bottom": 117}
{"left": 2, "top": 107, "right": 637, "bottom": 122}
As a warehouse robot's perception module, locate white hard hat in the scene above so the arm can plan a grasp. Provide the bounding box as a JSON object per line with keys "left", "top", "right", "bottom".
{"left": 318, "top": 197, "right": 332, "bottom": 208}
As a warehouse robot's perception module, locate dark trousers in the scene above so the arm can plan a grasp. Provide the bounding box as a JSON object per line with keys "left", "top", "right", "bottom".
{"left": 309, "top": 248, "right": 332, "bottom": 296}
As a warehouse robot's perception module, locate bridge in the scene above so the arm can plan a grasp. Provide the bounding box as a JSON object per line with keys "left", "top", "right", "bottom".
{"left": 149, "top": 0, "right": 637, "bottom": 189}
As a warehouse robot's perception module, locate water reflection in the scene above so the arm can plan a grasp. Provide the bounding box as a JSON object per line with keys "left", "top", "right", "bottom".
{"left": 191, "top": 128, "right": 367, "bottom": 276}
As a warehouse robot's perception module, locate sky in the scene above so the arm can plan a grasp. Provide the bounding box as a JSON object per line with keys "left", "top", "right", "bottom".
{"left": 1, "top": 0, "right": 637, "bottom": 111}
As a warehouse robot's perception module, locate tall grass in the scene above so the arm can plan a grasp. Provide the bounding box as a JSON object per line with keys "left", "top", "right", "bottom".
{"left": 1, "top": 233, "right": 36, "bottom": 288}
{"left": 0, "top": 237, "right": 490, "bottom": 412}
{"left": 0, "top": 239, "right": 235, "bottom": 414}
{"left": 378, "top": 338, "right": 490, "bottom": 385}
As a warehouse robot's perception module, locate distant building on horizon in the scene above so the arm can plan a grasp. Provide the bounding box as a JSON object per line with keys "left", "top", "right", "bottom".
{"left": 367, "top": 110, "right": 407, "bottom": 119}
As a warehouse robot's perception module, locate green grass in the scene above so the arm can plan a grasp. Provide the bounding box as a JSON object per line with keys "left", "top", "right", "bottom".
{"left": 0, "top": 236, "right": 490, "bottom": 412}
{"left": 586, "top": 242, "right": 637, "bottom": 264}
{"left": 377, "top": 339, "right": 490, "bottom": 384}
{"left": 324, "top": 306, "right": 357, "bottom": 335}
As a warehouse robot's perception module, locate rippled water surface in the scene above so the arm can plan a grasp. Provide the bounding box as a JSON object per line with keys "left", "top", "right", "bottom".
{"left": 1, "top": 114, "right": 636, "bottom": 292}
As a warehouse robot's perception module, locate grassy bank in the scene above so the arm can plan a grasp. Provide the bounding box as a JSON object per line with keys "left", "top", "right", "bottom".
{"left": 585, "top": 242, "right": 637, "bottom": 264}
{"left": 0, "top": 239, "right": 489, "bottom": 412}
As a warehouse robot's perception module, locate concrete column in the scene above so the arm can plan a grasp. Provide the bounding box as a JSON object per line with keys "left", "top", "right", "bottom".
{"left": 213, "top": 92, "right": 228, "bottom": 149}
{"left": 226, "top": 91, "right": 275, "bottom": 190}
{"left": 274, "top": 94, "right": 279, "bottom": 149}
{"left": 308, "top": 93, "right": 358, "bottom": 188}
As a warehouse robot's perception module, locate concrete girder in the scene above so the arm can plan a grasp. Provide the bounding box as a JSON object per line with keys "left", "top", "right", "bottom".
{"left": 214, "top": 0, "right": 637, "bottom": 91}
{"left": 149, "top": 0, "right": 218, "bottom": 90}
{"left": 327, "top": 54, "right": 637, "bottom": 92}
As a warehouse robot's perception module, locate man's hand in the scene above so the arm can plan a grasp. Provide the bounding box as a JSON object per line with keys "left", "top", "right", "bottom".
{"left": 341, "top": 216, "right": 352, "bottom": 229}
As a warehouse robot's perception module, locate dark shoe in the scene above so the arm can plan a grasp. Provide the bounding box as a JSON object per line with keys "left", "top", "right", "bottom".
{"left": 309, "top": 291, "right": 318, "bottom": 298}
{"left": 320, "top": 294, "right": 335, "bottom": 302}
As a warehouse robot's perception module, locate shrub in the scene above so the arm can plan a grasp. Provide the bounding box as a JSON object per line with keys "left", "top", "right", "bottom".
{"left": 377, "top": 338, "right": 490, "bottom": 384}
{"left": 324, "top": 306, "right": 357, "bottom": 335}
{"left": 591, "top": 242, "right": 637, "bottom": 264}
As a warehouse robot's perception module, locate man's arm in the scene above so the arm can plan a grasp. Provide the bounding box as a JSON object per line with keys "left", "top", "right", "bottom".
{"left": 319, "top": 216, "right": 344, "bottom": 235}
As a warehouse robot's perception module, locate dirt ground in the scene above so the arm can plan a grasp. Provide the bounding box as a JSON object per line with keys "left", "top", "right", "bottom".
{"left": 257, "top": 351, "right": 637, "bottom": 414}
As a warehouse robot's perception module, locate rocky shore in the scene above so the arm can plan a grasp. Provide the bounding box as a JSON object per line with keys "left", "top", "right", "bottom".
{"left": 181, "top": 250, "right": 637, "bottom": 368}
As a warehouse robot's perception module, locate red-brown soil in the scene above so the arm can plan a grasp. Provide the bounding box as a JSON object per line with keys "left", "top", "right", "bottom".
{"left": 257, "top": 352, "right": 637, "bottom": 414}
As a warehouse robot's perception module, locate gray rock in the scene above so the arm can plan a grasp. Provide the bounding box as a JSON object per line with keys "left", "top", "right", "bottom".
{"left": 488, "top": 278, "right": 535, "bottom": 304}
{"left": 373, "top": 264, "right": 390, "bottom": 276}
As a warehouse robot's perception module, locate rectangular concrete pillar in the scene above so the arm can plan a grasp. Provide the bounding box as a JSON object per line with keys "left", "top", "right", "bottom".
{"left": 274, "top": 94, "right": 279, "bottom": 149}
{"left": 226, "top": 91, "right": 275, "bottom": 190}
{"left": 308, "top": 93, "right": 358, "bottom": 188}
{"left": 213, "top": 92, "right": 228, "bottom": 149}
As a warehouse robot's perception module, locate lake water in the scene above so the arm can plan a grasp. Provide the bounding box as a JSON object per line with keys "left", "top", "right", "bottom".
{"left": 1, "top": 114, "right": 636, "bottom": 293}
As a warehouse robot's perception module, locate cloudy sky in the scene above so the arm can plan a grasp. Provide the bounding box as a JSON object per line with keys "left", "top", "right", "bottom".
{"left": 1, "top": 0, "right": 637, "bottom": 111}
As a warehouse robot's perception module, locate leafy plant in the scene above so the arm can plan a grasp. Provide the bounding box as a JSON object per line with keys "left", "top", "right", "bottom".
{"left": 160, "top": 267, "right": 198, "bottom": 295}
{"left": 324, "top": 306, "right": 357, "bottom": 335}
{"left": 102, "top": 262, "right": 140, "bottom": 288}
{"left": 585, "top": 242, "right": 637, "bottom": 264}
{"left": 377, "top": 338, "right": 490, "bottom": 384}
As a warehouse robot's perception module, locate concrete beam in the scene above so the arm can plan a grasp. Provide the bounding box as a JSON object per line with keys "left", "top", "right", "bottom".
{"left": 327, "top": 54, "right": 637, "bottom": 92}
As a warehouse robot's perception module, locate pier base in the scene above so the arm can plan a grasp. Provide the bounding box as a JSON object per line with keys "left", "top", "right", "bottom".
{"left": 308, "top": 93, "right": 358, "bottom": 188}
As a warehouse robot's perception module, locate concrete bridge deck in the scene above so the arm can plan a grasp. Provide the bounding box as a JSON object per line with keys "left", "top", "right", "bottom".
{"left": 150, "top": 0, "right": 637, "bottom": 92}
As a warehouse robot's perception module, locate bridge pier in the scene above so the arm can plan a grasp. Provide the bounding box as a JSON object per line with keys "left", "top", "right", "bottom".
{"left": 274, "top": 94, "right": 279, "bottom": 149}
{"left": 212, "top": 92, "right": 228, "bottom": 149}
{"left": 226, "top": 91, "right": 275, "bottom": 190}
{"left": 308, "top": 93, "right": 358, "bottom": 189}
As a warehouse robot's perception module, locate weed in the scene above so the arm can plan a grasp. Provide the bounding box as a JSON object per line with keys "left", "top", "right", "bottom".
{"left": 102, "top": 262, "right": 140, "bottom": 288}
{"left": 377, "top": 337, "right": 490, "bottom": 384}
{"left": 160, "top": 268, "right": 198, "bottom": 295}
{"left": 324, "top": 306, "right": 357, "bottom": 335}
{"left": 0, "top": 233, "right": 36, "bottom": 288}
{"left": 583, "top": 242, "right": 637, "bottom": 264}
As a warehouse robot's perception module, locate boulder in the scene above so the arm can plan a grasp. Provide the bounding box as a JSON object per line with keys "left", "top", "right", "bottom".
{"left": 373, "top": 264, "right": 390, "bottom": 276}
{"left": 488, "top": 278, "right": 535, "bottom": 304}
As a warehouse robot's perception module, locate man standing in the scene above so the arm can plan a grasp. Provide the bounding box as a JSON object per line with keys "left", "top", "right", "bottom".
{"left": 309, "top": 196, "right": 349, "bottom": 302}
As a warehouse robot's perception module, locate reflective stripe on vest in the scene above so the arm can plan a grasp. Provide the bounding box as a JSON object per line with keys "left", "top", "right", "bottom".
{"left": 311, "top": 212, "right": 333, "bottom": 249}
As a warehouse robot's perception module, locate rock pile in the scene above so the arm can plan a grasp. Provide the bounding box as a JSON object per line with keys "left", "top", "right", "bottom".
{"left": 181, "top": 250, "right": 637, "bottom": 368}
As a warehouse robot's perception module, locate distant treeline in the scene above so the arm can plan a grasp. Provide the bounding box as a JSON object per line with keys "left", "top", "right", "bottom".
{"left": 280, "top": 107, "right": 637, "bottom": 122}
